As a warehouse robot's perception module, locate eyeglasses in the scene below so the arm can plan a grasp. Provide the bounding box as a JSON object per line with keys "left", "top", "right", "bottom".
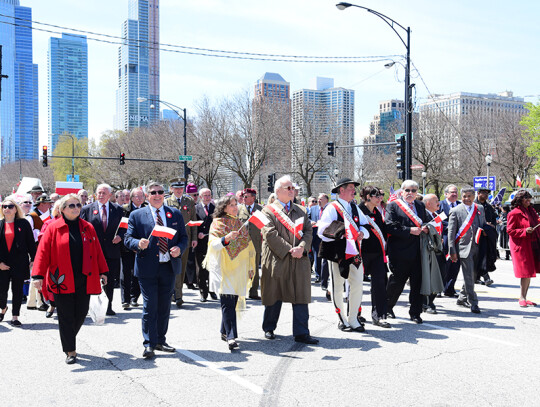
{"left": 67, "top": 203, "right": 82, "bottom": 209}
{"left": 21, "top": 201, "right": 32, "bottom": 205}
{"left": 2, "top": 204, "right": 15, "bottom": 210}
{"left": 282, "top": 186, "right": 295, "bottom": 191}
{"left": 149, "top": 190, "right": 165, "bottom": 195}
{"left": 404, "top": 189, "right": 417, "bottom": 193}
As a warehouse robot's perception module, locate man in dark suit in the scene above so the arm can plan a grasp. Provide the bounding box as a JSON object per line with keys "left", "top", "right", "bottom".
{"left": 80, "top": 184, "right": 124, "bottom": 316}
{"left": 120, "top": 187, "right": 147, "bottom": 309}
{"left": 194, "top": 188, "right": 215, "bottom": 302}
{"left": 437, "top": 184, "right": 461, "bottom": 297}
{"left": 124, "top": 181, "right": 188, "bottom": 358}
{"left": 308, "top": 193, "right": 330, "bottom": 296}
{"left": 385, "top": 180, "right": 430, "bottom": 323}
{"left": 237, "top": 188, "right": 263, "bottom": 300}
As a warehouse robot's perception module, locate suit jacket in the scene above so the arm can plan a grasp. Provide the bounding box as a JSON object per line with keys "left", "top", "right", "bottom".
{"left": 0, "top": 218, "right": 36, "bottom": 279}
{"left": 166, "top": 194, "right": 197, "bottom": 242}
{"left": 124, "top": 205, "right": 188, "bottom": 279}
{"left": 194, "top": 201, "right": 215, "bottom": 253}
{"left": 438, "top": 199, "right": 460, "bottom": 251}
{"left": 120, "top": 202, "right": 147, "bottom": 252}
{"left": 448, "top": 203, "right": 486, "bottom": 258}
{"left": 385, "top": 199, "right": 429, "bottom": 261}
{"left": 237, "top": 203, "right": 263, "bottom": 254}
{"left": 80, "top": 201, "right": 124, "bottom": 259}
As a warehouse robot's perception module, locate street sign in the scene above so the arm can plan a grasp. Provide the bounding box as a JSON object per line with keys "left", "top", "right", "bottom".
{"left": 410, "top": 164, "right": 424, "bottom": 170}
{"left": 473, "top": 176, "right": 496, "bottom": 191}
{"left": 66, "top": 175, "right": 80, "bottom": 182}
{"left": 178, "top": 155, "right": 193, "bottom": 161}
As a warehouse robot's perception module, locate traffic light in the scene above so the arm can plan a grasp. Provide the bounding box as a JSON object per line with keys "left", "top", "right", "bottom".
{"left": 396, "top": 135, "right": 406, "bottom": 180}
{"left": 327, "top": 142, "right": 335, "bottom": 157}
{"left": 42, "top": 146, "right": 48, "bottom": 167}
{"left": 267, "top": 173, "right": 275, "bottom": 193}
{"left": 120, "top": 152, "right": 125, "bottom": 165}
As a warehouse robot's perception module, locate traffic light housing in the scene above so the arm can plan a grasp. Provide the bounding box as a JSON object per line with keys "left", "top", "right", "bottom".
{"left": 267, "top": 173, "right": 275, "bottom": 193}
{"left": 396, "top": 135, "right": 406, "bottom": 180}
{"left": 327, "top": 142, "right": 335, "bottom": 157}
{"left": 42, "top": 146, "right": 48, "bottom": 167}
{"left": 120, "top": 152, "right": 125, "bottom": 165}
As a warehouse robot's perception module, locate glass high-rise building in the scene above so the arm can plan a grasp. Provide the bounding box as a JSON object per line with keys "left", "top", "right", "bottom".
{"left": 0, "top": 0, "right": 38, "bottom": 166}
{"left": 115, "top": 0, "right": 160, "bottom": 132}
{"left": 48, "top": 33, "right": 88, "bottom": 151}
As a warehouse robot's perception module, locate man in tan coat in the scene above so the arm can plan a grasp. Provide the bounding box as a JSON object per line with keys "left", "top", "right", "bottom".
{"left": 166, "top": 180, "right": 197, "bottom": 307}
{"left": 261, "top": 175, "right": 318, "bottom": 345}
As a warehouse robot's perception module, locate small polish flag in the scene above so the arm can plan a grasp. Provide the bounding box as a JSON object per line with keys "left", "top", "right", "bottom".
{"left": 118, "top": 217, "right": 129, "bottom": 229}
{"left": 294, "top": 218, "right": 304, "bottom": 235}
{"left": 40, "top": 210, "right": 51, "bottom": 222}
{"left": 475, "top": 228, "right": 483, "bottom": 244}
{"left": 151, "top": 225, "right": 177, "bottom": 240}
{"left": 516, "top": 175, "right": 522, "bottom": 188}
{"left": 248, "top": 210, "right": 270, "bottom": 229}
{"left": 186, "top": 220, "right": 203, "bottom": 227}
{"left": 430, "top": 213, "right": 447, "bottom": 235}
{"left": 446, "top": 253, "right": 450, "bottom": 261}
{"left": 535, "top": 175, "right": 540, "bottom": 188}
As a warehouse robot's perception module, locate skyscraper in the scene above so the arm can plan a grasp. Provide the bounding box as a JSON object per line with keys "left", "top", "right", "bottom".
{"left": 48, "top": 33, "right": 88, "bottom": 151}
{"left": 115, "top": 0, "right": 160, "bottom": 132}
{"left": 0, "top": 0, "right": 38, "bottom": 166}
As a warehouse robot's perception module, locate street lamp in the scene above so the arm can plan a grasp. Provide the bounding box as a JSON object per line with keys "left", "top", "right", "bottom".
{"left": 485, "top": 153, "right": 493, "bottom": 191}
{"left": 337, "top": 2, "right": 413, "bottom": 179}
{"left": 137, "top": 97, "right": 188, "bottom": 180}
{"left": 421, "top": 171, "right": 427, "bottom": 195}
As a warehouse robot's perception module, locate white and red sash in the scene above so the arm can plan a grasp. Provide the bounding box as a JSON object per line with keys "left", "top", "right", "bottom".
{"left": 332, "top": 202, "right": 361, "bottom": 259}
{"left": 455, "top": 203, "right": 479, "bottom": 243}
{"left": 267, "top": 203, "right": 303, "bottom": 240}
{"left": 394, "top": 199, "right": 423, "bottom": 227}
{"left": 365, "top": 214, "right": 387, "bottom": 263}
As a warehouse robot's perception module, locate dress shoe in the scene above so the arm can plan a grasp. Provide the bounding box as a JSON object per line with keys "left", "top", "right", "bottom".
{"left": 294, "top": 334, "right": 319, "bottom": 345}
{"left": 209, "top": 292, "right": 218, "bottom": 300}
{"left": 338, "top": 321, "right": 352, "bottom": 332}
{"left": 471, "top": 305, "right": 481, "bottom": 314}
{"left": 248, "top": 295, "right": 261, "bottom": 300}
{"left": 325, "top": 290, "right": 331, "bottom": 301}
{"left": 457, "top": 298, "right": 471, "bottom": 308}
{"left": 444, "top": 292, "right": 459, "bottom": 298}
{"left": 264, "top": 331, "right": 275, "bottom": 340}
{"left": 200, "top": 294, "right": 207, "bottom": 303}
{"left": 228, "top": 340, "right": 239, "bottom": 351}
{"left": 65, "top": 354, "right": 77, "bottom": 365}
{"left": 130, "top": 301, "right": 139, "bottom": 307}
{"left": 351, "top": 324, "right": 366, "bottom": 333}
{"left": 475, "top": 279, "right": 485, "bottom": 285}
{"left": 46, "top": 310, "right": 54, "bottom": 318}
{"left": 186, "top": 283, "right": 196, "bottom": 290}
{"left": 10, "top": 319, "right": 22, "bottom": 327}
{"left": 0, "top": 306, "right": 7, "bottom": 322}
{"left": 122, "top": 302, "right": 130, "bottom": 309}
{"left": 410, "top": 315, "right": 423, "bottom": 324}
{"left": 106, "top": 310, "right": 116, "bottom": 316}
{"left": 221, "top": 333, "right": 227, "bottom": 342}
{"left": 176, "top": 299, "right": 184, "bottom": 308}
{"left": 357, "top": 315, "right": 366, "bottom": 323}
{"left": 142, "top": 347, "right": 155, "bottom": 359}
{"left": 484, "top": 278, "right": 494, "bottom": 287}
{"left": 38, "top": 304, "right": 48, "bottom": 311}
{"left": 155, "top": 343, "right": 175, "bottom": 352}
{"left": 372, "top": 317, "right": 391, "bottom": 328}
{"left": 27, "top": 306, "right": 37, "bottom": 310}
{"left": 314, "top": 278, "right": 321, "bottom": 284}
{"left": 387, "top": 309, "right": 396, "bottom": 319}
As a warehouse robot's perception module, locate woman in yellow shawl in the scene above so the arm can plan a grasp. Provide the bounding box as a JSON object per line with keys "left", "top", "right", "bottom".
{"left": 203, "top": 195, "right": 256, "bottom": 351}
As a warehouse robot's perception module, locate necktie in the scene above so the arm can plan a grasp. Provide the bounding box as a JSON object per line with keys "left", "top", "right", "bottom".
{"left": 408, "top": 202, "right": 414, "bottom": 211}
{"left": 177, "top": 198, "right": 181, "bottom": 207}
{"left": 285, "top": 203, "right": 290, "bottom": 212}
{"left": 101, "top": 204, "right": 107, "bottom": 232}
{"left": 204, "top": 205, "right": 208, "bottom": 216}
{"left": 156, "top": 210, "right": 168, "bottom": 254}
{"left": 451, "top": 202, "right": 455, "bottom": 208}
{"left": 248, "top": 205, "right": 252, "bottom": 215}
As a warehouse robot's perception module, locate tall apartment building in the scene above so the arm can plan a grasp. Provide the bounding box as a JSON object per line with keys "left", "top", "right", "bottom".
{"left": 291, "top": 77, "right": 355, "bottom": 194}
{"left": 48, "top": 33, "right": 88, "bottom": 152}
{"left": 114, "top": 0, "right": 160, "bottom": 132}
{"left": 0, "top": 0, "right": 38, "bottom": 166}
{"left": 369, "top": 99, "right": 404, "bottom": 145}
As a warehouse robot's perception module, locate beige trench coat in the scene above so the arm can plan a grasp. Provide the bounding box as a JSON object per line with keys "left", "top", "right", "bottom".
{"left": 261, "top": 202, "right": 313, "bottom": 306}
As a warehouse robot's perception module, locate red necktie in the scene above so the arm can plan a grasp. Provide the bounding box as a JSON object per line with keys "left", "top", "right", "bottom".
{"left": 101, "top": 204, "right": 107, "bottom": 232}
{"left": 204, "top": 205, "right": 208, "bottom": 216}
{"left": 156, "top": 210, "right": 168, "bottom": 254}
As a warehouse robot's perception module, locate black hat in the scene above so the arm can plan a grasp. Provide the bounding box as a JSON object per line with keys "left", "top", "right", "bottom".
{"left": 477, "top": 187, "right": 491, "bottom": 193}
{"left": 170, "top": 179, "right": 186, "bottom": 188}
{"left": 27, "top": 185, "right": 45, "bottom": 194}
{"left": 331, "top": 178, "right": 360, "bottom": 194}
{"left": 35, "top": 194, "right": 52, "bottom": 204}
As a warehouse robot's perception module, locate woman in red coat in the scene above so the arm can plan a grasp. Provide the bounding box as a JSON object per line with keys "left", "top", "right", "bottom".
{"left": 507, "top": 190, "right": 540, "bottom": 308}
{"left": 32, "top": 194, "right": 109, "bottom": 364}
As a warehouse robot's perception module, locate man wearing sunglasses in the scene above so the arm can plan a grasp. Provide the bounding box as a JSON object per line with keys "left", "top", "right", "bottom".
{"left": 385, "top": 180, "right": 430, "bottom": 324}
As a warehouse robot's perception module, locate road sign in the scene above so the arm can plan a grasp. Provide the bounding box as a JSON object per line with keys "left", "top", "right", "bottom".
{"left": 410, "top": 164, "right": 424, "bottom": 170}
{"left": 473, "top": 176, "right": 496, "bottom": 191}
{"left": 66, "top": 175, "right": 80, "bottom": 182}
{"left": 178, "top": 155, "right": 193, "bottom": 161}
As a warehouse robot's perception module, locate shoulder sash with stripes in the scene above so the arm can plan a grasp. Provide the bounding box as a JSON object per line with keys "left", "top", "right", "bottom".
{"left": 267, "top": 203, "right": 303, "bottom": 240}
{"left": 394, "top": 199, "right": 423, "bottom": 227}
{"left": 455, "top": 203, "right": 479, "bottom": 242}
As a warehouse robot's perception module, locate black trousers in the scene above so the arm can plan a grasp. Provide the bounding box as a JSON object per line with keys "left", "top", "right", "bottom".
{"left": 195, "top": 247, "right": 209, "bottom": 297}
{"left": 362, "top": 252, "right": 388, "bottom": 318}
{"left": 104, "top": 257, "right": 120, "bottom": 311}
{"left": 387, "top": 254, "right": 423, "bottom": 317}
{"left": 443, "top": 258, "right": 461, "bottom": 295}
{"left": 262, "top": 301, "right": 309, "bottom": 337}
{"left": 120, "top": 251, "right": 140, "bottom": 303}
{"left": 54, "top": 288, "right": 90, "bottom": 352}
{"left": 186, "top": 249, "right": 197, "bottom": 284}
{"left": 220, "top": 294, "right": 239, "bottom": 340}
{"left": 0, "top": 271, "right": 24, "bottom": 316}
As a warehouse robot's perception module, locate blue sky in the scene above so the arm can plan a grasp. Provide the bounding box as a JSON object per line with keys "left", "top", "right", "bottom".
{"left": 24, "top": 0, "right": 540, "bottom": 148}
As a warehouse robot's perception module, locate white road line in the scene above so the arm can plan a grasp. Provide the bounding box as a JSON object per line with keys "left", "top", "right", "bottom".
{"left": 178, "top": 348, "right": 265, "bottom": 395}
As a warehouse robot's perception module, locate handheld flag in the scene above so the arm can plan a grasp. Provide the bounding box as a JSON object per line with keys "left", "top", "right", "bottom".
{"left": 39, "top": 210, "right": 51, "bottom": 222}
{"left": 475, "top": 228, "right": 483, "bottom": 244}
{"left": 490, "top": 188, "right": 506, "bottom": 206}
{"left": 536, "top": 175, "right": 540, "bottom": 188}
{"left": 516, "top": 175, "right": 522, "bottom": 188}
{"left": 429, "top": 213, "right": 447, "bottom": 235}
{"left": 151, "top": 225, "right": 177, "bottom": 240}
{"left": 294, "top": 218, "right": 304, "bottom": 236}
{"left": 186, "top": 220, "right": 204, "bottom": 227}
{"left": 118, "top": 217, "right": 129, "bottom": 229}
{"left": 248, "top": 210, "right": 270, "bottom": 230}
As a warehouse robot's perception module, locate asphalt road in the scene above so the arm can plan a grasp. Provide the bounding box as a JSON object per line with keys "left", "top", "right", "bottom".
{"left": 2, "top": 258, "right": 539, "bottom": 407}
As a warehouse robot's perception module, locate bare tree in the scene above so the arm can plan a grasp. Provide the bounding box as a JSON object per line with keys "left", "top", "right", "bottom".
{"left": 0, "top": 160, "right": 55, "bottom": 197}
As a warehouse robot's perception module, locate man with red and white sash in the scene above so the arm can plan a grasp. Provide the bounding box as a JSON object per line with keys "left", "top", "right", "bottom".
{"left": 448, "top": 186, "right": 486, "bottom": 314}
{"left": 385, "top": 180, "right": 430, "bottom": 324}
{"left": 318, "top": 178, "right": 370, "bottom": 332}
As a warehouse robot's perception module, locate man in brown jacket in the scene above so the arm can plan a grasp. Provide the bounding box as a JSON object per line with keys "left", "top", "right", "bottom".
{"left": 261, "top": 176, "right": 318, "bottom": 345}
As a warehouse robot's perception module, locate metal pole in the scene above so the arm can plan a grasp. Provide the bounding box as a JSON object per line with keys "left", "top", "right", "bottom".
{"left": 405, "top": 27, "right": 412, "bottom": 180}
{"left": 71, "top": 136, "right": 75, "bottom": 179}
{"left": 19, "top": 158, "right": 22, "bottom": 181}
{"left": 183, "top": 108, "right": 187, "bottom": 181}
{"left": 486, "top": 164, "right": 490, "bottom": 191}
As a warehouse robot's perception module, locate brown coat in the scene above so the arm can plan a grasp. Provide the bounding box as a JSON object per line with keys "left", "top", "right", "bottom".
{"left": 261, "top": 202, "right": 313, "bottom": 305}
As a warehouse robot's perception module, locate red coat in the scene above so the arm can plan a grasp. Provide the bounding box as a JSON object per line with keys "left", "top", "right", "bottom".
{"left": 32, "top": 217, "right": 109, "bottom": 295}
{"left": 507, "top": 206, "right": 540, "bottom": 278}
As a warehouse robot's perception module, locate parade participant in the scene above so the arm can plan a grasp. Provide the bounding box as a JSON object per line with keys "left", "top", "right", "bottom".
{"left": 358, "top": 186, "right": 390, "bottom": 328}
{"left": 77, "top": 189, "right": 89, "bottom": 206}
{"left": 0, "top": 199, "right": 36, "bottom": 326}
{"left": 438, "top": 184, "right": 461, "bottom": 297}
{"left": 49, "top": 193, "right": 60, "bottom": 203}
{"left": 318, "top": 178, "right": 370, "bottom": 332}
{"left": 474, "top": 188, "right": 497, "bottom": 286}
{"left": 80, "top": 184, "right": 124, "bottom": 316}
{"left": 16, "top": 194, "right": 33, "bottom": 216}
{"left": 32, "top": 194, "right": 109, "bottom": 364}
{"left": 261, "top": 176, "right": 318, "bottom": 344}
{"left": 448, "top": 187, "right": 486, "bottom": 314}
{"left": 125, "top": 181, "right": 188, "bottom": 359}
{"left": 27, "top": 185, "right": 45, "bottom": 204}
{"left": 507, "top": 190, "right": 540, "bottom": 307}
{"left": 115, "top": 190, "right": 126, "bottom": 206}
{"left": 308, "top": 193, "right": 330, "bottom": 300}
{"left": 499, "top": 206, "right": 511, "bottom": 260}
{"left": 237, "top": 188, "right": 262, "bottom": 300}
{"left": 186, "top": 183, "right": 199, "bottom": 203}
{"left": 195, "top": 188, "right": 216, "bottom": 302}
{"left": 184, "top": 183, "right": 199, "bottom": 288}
{"left": 385, "top": 180, "right": 429, "bottom": 323}
{"left": 235, "top": 190, "right": 245, "bottom": 205}
{"left": 203, "top": 195, "right": 255, "bottom": 350}
{"left": 166, "top": 180, "right": 197, "bottom": 307}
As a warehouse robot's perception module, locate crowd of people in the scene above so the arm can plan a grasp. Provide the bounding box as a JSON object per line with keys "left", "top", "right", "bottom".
{"left": 0, "top": 176, "right": 539, "bottom": 365}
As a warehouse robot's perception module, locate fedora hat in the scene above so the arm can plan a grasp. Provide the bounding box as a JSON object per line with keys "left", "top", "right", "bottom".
{"left": 331, "top": 178, "right": 360, "bottom": 194}
{"left": 35, "top": 194, "right": 52, "bottom": 204}
{"left": 27, "top": 185, "right": 45, "bottom": 194}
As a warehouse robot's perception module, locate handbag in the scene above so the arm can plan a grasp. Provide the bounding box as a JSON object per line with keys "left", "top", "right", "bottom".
{"left": 88, "top": 290, "right": 108, "bottom": 325}
{"left": 322, "top": 220, "right": 345, "bottom": 240}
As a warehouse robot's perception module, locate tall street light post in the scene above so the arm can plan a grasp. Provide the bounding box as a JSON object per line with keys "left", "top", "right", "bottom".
{"left": 336, "top": 2, "right": 413, "bottom": 179}
{"left": 485, "top": 153, "right": 493, "bottom": 191}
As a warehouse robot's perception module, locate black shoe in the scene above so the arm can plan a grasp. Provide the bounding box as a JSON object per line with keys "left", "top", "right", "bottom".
{"left": 143, "top": 347, "right": 155, "bottom": 359}
{"left": 228, "top": 340, "right": 239, "bottom": 351}
{"left": 387, "top": 309, "right": 396, "bottom": 319}
{"left": 457, "top": 299, "right": 471, "bottom": 308}
{"left": 209, "top": 292, "right": 218, "bottom": 300}
{"left": 38, "top": 304, "right": 48, "bottom": 311}
{"left": 200, "top": 294, "right": 207, "bottom": 303}
{"left": 475, "top": 279, "right": 485, "bottom": 285}
{"left": 410, "top": 315, "right": 423, "bottom": 324}
{"left": 155, "top": 343, "right": 175, "bottom": 352}
{"left": 264, "top": 331, "right": 275, "bottom": 340}
{"left": 0, "top": 306, "right": 7, "bottom": 322}
{"left": 372, "top": 317, "right": 391, "bottom": 328}
{"left": 27, "top": 306, "right": 37, "bottom": 310}
{"left": 122, "top": 302, "right": 130, "bottom": 309}
{"left": 357, "top": 315, "right": 366, "bottom": 323}
{"left": 221, "top": 333, "right": 227, "bottom": 342}
{"left": 471, "top": 305, "right": 481, "bottom": 314}
{"left": 106, "top": 309, "right": 116, "bottom": 316}
{"left": 130, "top": 301, "right": 139, "bottom": 307}
{"left": 351, "top": 324, "right": 365, "bottom": 333}
{"left": 65, "top": 354, "right": 77, "bottom": 364}
{"left": 444, "top": 292, "right": 459, "bottom": 298}
{"left": 338, "top": 321, "right": 352, "bottom": 331}
{"left": 484, "top": 278, "right": 494, "bottom": 287}
{"left": 425, "top": 306, "right": 437, "bottom": 314}
{"left": 294, "top": 334, "right": 319, "bottom": 344}
{"left": 186, "top": 283, "right": 196, "bottom": 290}
{"left": 325, "top": 290, "right": 332, "bottom": 301}
{"left": 248, "top": 295, "right": 261, "bottom": 300}
{"left": 314, "top": 278, "right": 321, "bottom": 284}
{"left": 176, "top": 299, "right": 184, "bottom": 308}
{"left": 10, "top": 319, "right": 22, "bottom": 327}
{"left": 46, "top": 309, "right": 54, "bottom": 318}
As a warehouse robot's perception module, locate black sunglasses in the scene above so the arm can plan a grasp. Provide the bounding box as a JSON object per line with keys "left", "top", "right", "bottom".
{"left": 404, "top": 189, "right": 417, "bottom": 193}
{"left": 149, "top": 190, "right": 165, "bottom": 195}
{"left": 67, "top": 203, "right": 82, "bottom": 209}
{"left": 282, "top": 186, "right": 295, "bottom": 191}
{"left": 22, "top": 201, "right": 32, "bottom": 204}
{"left": 2, "top": 204, "right": 15, "bottom": 209}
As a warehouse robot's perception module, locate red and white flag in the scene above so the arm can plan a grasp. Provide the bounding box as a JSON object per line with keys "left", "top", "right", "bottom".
{"left": 516, "top": 175, "right": 522, "bottom": 188}
{"left": 535, "top": 174, "right": 540, "bottom": 188}
{"left": 118, "top": 217, "right": 129, "bottom": 229}
{"left": 248, "top": 210, "right": 270, "bottom": 230}
{"left": 294, "top": 218, "right": 304, "bottom": 236}
{"left": 151, "top": 225, "right": 177, "bottom": 240}
{"left": 429, "top": 213, "right": 447, "bottom": 235}
{"left": 186, "top": 220, "right": 203, "bottom": 227}
{"left": 55, "top": 181, "right": 83, "bottom": 195}
{"left": 475, "top": 228, "right": 483, "bottom": 244}
{"left": 39, "top": 210, "right": 51, "bottom": 222}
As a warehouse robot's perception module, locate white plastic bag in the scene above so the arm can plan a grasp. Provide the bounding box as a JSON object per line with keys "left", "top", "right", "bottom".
{"left": 89, "top": 290, "right": 108, "bottom": 325}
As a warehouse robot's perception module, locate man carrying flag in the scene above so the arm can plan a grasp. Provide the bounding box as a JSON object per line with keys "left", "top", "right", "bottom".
{"left": 125, "top": 181, "right": 188, "bottom": 359}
